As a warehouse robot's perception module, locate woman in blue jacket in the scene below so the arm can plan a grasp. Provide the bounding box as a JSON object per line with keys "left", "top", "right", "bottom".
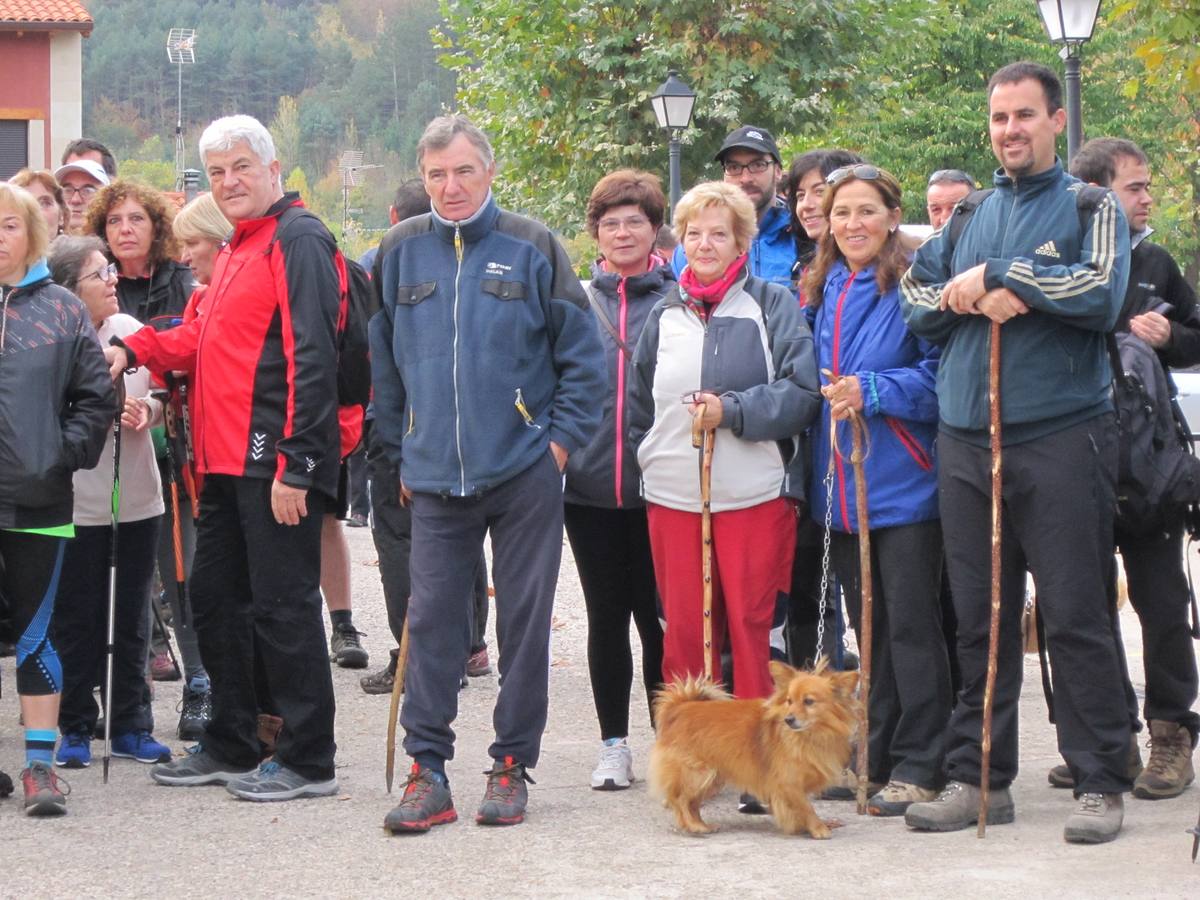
{"left": 801, "top": 165, "right": 951, "bottom": 817}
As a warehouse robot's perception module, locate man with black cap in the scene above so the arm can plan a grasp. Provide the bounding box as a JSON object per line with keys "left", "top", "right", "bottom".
{"left": 670, "top": 125, "right": 796, "bottom": 290}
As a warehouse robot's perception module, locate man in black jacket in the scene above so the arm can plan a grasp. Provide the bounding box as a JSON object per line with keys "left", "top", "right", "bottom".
{"left": 1068, "top": 137, "right": 1200, "bottom": 800}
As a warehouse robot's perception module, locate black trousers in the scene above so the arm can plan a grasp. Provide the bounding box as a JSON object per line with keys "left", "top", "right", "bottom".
{"left": 940, "top": 416, "right": 1131, "bottom": 795}
{"left": 367, "top": 423, "right": 488, "bottom": 655}
{"left": 564, "top": 503, "right": 663, "bottom": 740}
{"left": 56, "top": 517, "right": 160, "bottom": 735}
{"left": 1118, "top": 520, "right": 1200, "bottom": 741}
{"left": 832, "top": 520, "right": 950, "bottom": 788}
{"left": 0, "top": 531, "right": 66, "bottom": 696}
{"left": 189, "top": 475, "right": 336, "bottom": 780}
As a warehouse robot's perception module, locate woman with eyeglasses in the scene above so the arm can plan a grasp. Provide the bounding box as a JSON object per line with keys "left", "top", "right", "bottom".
{"left": 801, "top": 164, "right": 950, "bottom": 817}
{"left": 0, "top": 184, "right": 113, "bottom": 814}
{"left": 46, "top": 235, "right": 175, "bottom": 772}
{"left": 86, "top": 180, "right": 195, "bottom": 326}
{"left": 9, "top": 170, "right": 68, "bottom": 238}
{"left": 565, "top": 170, "right": 671, "bottom": 791}
{"left": 628, "top": 180, "right": 819, "bottom": 708}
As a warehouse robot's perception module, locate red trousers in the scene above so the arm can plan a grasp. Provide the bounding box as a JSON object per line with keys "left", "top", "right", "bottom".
{"left": 647, "top": 497, "right": 796, "bottom": 699}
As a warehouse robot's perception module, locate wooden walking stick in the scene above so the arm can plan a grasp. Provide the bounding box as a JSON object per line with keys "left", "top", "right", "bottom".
{"left": 385, "top": 616, "right": 411, "bottom": 793}
{"left": 849, "top": 413, "right": 873, "bottom": 816}
{"left": 978, "top": 319, "right": 1003, "bottom": 837}
{"left": 693, "top": 407, "right": 716, "bottom": 681}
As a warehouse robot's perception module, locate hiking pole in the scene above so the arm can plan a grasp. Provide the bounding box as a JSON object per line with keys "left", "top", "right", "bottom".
{"left": 162, "top": 383, "right": 192, "bottom": 624}
{"left": 978, "top": 320, "right": 1003, "bottom": 837}
{"left": 692, "top": 406, "right": 716, "bottom": 681}
{"left": 385, "top": 616, "right": 410, "bottom": 793}
{"left": 102, "top": 379, "right": 127, "bottom": 785}
{"left": 849, "top": 413, "right": 873, "bottom": 816}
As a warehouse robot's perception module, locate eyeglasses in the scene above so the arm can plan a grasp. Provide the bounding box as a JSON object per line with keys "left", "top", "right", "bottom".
{"left": 722, "top": 158, "right": 773, "bottom": 176}
{"left": 826, "top": 164, "right": 882, "bottom": 186}
{"left": 80, "top": 263, "right": 118, "bottom": 284}
{"left": 61, "top": 184, "right": 99, "bottom": 200}
{"left": 598, "top": 215, "right": 652, "bottom": 234}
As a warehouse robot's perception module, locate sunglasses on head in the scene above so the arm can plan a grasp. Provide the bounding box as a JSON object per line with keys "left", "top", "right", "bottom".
{"left": 826, "top": 164, "right": 882, "bottom": 186}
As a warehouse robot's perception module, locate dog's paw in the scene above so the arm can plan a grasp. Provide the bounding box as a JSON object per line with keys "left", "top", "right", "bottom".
{"left": 808, "top": 820, "right": 832, "bottom": 839}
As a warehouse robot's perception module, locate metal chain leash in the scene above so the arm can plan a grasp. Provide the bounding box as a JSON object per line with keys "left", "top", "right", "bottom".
{"left": 814, "top": 425, "right": 836, "bottom": 661}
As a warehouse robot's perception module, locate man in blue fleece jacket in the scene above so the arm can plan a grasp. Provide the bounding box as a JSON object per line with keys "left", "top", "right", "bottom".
{"left": 900, "top": 62, "right": 1132, "bottom": 844}
{"left": 370, "top": 115, "right": 605, "bottom": 833}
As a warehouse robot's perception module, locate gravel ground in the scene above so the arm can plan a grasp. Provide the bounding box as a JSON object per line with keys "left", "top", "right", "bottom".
{"left": 2, "top": 523, "right": 1198, "bottom": 897}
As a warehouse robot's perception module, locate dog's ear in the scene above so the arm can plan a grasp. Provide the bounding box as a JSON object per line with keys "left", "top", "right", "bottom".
{"left": 768, "top": 659, "right": 796, "bottom": 691}
{"left": 831, "top": 670, "right": 859, "bottom": 699}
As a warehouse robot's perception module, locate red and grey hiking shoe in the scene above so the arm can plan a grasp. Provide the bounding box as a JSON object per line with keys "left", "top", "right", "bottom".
{"left": 384, "top": 765, "right": 457, "bottom": 834}
{"left": 22, "top": 762, "right": 68, "bottom": 816}
{"left": 476, "top": 756, "right": 533, "bottom": 826}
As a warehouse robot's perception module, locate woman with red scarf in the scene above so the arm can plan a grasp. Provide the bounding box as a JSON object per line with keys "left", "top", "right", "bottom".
{"left": 628, "top": 181, "right": 820, "bottom": 705}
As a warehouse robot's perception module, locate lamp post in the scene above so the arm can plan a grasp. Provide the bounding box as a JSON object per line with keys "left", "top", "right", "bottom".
{"left": 650, "top": 71, "right": 697, "bottom": 211}
{"left": 1034, "top": 0, "right": 1102, "bottom": 165}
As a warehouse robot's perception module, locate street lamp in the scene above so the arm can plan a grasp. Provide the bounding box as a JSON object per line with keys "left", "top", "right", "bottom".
{"left": 650, "top": 71, "right": 696, "bottom": 210}
{"left": 1034, "top": 1, "right": 1102, "bottom": 164}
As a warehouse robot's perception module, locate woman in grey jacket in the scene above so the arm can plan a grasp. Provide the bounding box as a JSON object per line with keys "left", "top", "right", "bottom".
{"left": 628, "top": 181, "right": 821, "bottom": 703}
{"left": 0, "top": 183, "right": 113, "bottom": 815}
{"left": 565, "top": 170, "right": 672, "bottom": 791}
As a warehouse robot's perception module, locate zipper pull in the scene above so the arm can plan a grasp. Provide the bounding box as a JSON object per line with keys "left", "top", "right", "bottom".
{"left": 515, "top": 388, "right": 541, "bottom": 429}
{"left": 454, "top": 225, "right": 463, "bottom": 262}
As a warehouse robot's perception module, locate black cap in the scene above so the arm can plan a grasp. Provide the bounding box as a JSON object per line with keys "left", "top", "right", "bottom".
{"left": 715, "top": 126, "right": 780, "bottom": 165}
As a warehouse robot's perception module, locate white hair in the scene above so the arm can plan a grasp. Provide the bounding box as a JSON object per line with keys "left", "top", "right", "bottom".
{"left": 198, "top": 115, "right": 277, "bottom": 168}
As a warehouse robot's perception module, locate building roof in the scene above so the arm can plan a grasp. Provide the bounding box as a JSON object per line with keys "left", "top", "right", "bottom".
{"left": 0, "top": 1, "right": 93, "bottom": 32}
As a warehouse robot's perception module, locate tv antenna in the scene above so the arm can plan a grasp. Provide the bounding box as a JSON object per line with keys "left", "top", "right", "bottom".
{"left": 338, "top": 149, "right": 382, "bottom": 236}
{"left": 167, "top": 28, "right": 197, "bottom": 191}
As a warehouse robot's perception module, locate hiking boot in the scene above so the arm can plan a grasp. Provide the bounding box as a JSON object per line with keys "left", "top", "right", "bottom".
{"left": 21, "top": 762, "right": 68, "bottom": 816}
{"left": 868, "top": 780, "right": 938, "bottom": 817}
{"left": 330, "top": 622, "right": 369, "bottom": 669}
{"left": 151, "top": 744, "right": 255, "bottom": 786}
{"left": 226, "top": 760, "right": 338, "bottom": 802}
{"left": 55, "top": 732, "right": 92, "bottom": 769}
{"left": 384, "top": 765, "right": 457, "bottom": 833}
{"left": 0, "top": 769, "right": 12, "bottom": 798}
{"left": 820, "top": 766, "right": 883, "bottom": 801}
{"left": 257, "top": 713, "right": 284, "bottom": 760}
{"left": 360, "top": 661, "right": 397, "bottom": 695}
{"left": 177, "top": 687, "right": 213, "bottom": 742}
{"left": 150, "top": 650, "right": 181, "bottom": 681}
{"left": 1133, "top": 720, "right": 1195, "bottom": 800}
{"left": 112, "top": 730, "right": 172, "bottom": 764}
{"left": 1048, "top": 733, "right": 1144, "bottom": 789}
{"left": 466, "top": 646, "right": 492, "bottom": 677}
{"left": 905, "top": 780, "right": 1015, "bottom": 832}
{"left": 738, "top": 793, "right": 769, "bottom": 814}
{"left": 476, "top": 756, "right": 533, "bottom": 825}
{"left": 590, "top": 737, "right": 634, "bottom": 790}
{"left": 1064, "top": 792, "right": 1124, "bottom": 844}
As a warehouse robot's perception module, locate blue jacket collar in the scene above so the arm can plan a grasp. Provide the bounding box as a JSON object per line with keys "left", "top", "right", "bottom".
{"left": 431, "top": 192, "right": 500, "bottom": 243}
{"left": 992, "top": 158, "right": 1065, "bottom": 194}
{"left": 759, "top": 200, "right": 791, "bottom": 239}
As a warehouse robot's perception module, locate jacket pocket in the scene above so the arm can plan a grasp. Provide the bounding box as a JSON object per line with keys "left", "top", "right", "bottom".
{"left": 885, "top": 417, "right": 933, "bottom": 471}
{"left": 480, "top": 279, "right": 526, "bottom": 301}
{"left": 395, "top": 282, "right": 436, "bottom": 305}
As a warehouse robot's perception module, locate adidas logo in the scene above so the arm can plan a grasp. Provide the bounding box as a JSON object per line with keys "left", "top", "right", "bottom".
{"left": 1034, "top": 240, "right": 1061, "bottom": 259}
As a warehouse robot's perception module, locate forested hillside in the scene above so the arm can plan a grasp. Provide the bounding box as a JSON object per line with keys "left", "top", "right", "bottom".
{"left": 81, "top": 0, "right": 453, "bottom": 249}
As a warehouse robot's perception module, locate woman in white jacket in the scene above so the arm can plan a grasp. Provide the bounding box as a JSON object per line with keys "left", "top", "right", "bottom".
{"left": 47, "top": 235, "right": 172, "bottom": 769}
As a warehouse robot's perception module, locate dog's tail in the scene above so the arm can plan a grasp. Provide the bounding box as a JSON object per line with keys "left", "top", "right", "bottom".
{"left": 652, "top": 675, "right": 729, "bottom": 728}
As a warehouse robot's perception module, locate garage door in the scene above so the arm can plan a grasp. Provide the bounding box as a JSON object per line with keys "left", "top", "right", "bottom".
{"left": 0, "top": 120, "right": 29, "bottom": 179}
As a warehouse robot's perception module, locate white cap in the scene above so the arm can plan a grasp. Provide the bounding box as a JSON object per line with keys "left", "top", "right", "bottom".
{"left": 54, "top": 159, "right": 111, "bottom": 186}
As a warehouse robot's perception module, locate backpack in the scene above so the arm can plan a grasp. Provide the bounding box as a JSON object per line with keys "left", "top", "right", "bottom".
{"left": 276, "top": 207, "right": 377, "bottom": 408}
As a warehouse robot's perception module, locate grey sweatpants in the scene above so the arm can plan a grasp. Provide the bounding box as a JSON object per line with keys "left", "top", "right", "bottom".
{"left": 402, "top": 451, "right": 564, "bottom": 768}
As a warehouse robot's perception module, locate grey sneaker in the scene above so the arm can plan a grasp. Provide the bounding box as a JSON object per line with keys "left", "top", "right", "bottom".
{"left": 1064, "top": 792, "right": 1124, "bottom": 844}
{"left": 226, "top": 760, "right": 338, "bottom": 801}
{"left": 330, "top": 623, "right": 369, "bottom": 669}
{"left": 476, "top": 756, "right": 532, "bottom": 825}
{"left": 904, "top": 780, "right": 1015, "bottom": 832}
{"left": 385, "top": 765, "right": 458, "bottom": 833}
{"left": 21, "top": 762, "right": 68, "bottom": 816}
{"left": 150, "top": 745, "right": 255, "bottom": 787}
{"left": 868, "top": 780, "right": 938, "bottom": 817}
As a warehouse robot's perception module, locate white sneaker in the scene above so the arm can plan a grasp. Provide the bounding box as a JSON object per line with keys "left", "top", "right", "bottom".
{"left": 591, "top": 737, "right": 634, "bottom": 790}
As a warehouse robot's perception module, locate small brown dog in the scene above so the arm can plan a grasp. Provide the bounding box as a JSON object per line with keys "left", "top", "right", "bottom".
{"left": 649, "top": 660, "right": 859, "bottom": 837}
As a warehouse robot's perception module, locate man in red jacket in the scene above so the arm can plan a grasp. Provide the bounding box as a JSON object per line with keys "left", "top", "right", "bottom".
{"left": 106, "top": 114, "right": 341, "bottom": 801}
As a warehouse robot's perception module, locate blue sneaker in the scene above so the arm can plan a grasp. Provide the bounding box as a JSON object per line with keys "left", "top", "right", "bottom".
{"left": 112, "top": 731, "right": 172, "bottom": 764}
{"left": 55, "top": 733, "right": 92, "bottom": 769}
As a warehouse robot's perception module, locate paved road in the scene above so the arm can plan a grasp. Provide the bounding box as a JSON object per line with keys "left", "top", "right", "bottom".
{"left": 3, "top": 524, "right": 1198, "bottom": 897}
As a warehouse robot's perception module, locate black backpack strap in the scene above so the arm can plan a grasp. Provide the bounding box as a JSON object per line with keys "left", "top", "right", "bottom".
{"left": 584, "top": 283, "right": 632, "bottom": 359}
{"left": 946, "top": 188, "right": 995, "bottom": 247}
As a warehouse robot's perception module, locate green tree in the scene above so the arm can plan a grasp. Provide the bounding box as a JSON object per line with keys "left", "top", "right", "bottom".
{"left": 270, "top": 97, "right": 303, "bottom": 172}
{"left": 436, "top": 0, "right": 894, "bottom": 231}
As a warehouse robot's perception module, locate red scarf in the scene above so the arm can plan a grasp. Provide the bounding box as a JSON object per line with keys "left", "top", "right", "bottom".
{"left": 680, "top": 254, "right": 748, "bottom": 307}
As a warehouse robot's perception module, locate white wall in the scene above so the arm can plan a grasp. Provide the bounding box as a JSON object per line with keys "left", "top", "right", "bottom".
{"left": 48, "top": 31, "right": 83, "bottom": 165}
